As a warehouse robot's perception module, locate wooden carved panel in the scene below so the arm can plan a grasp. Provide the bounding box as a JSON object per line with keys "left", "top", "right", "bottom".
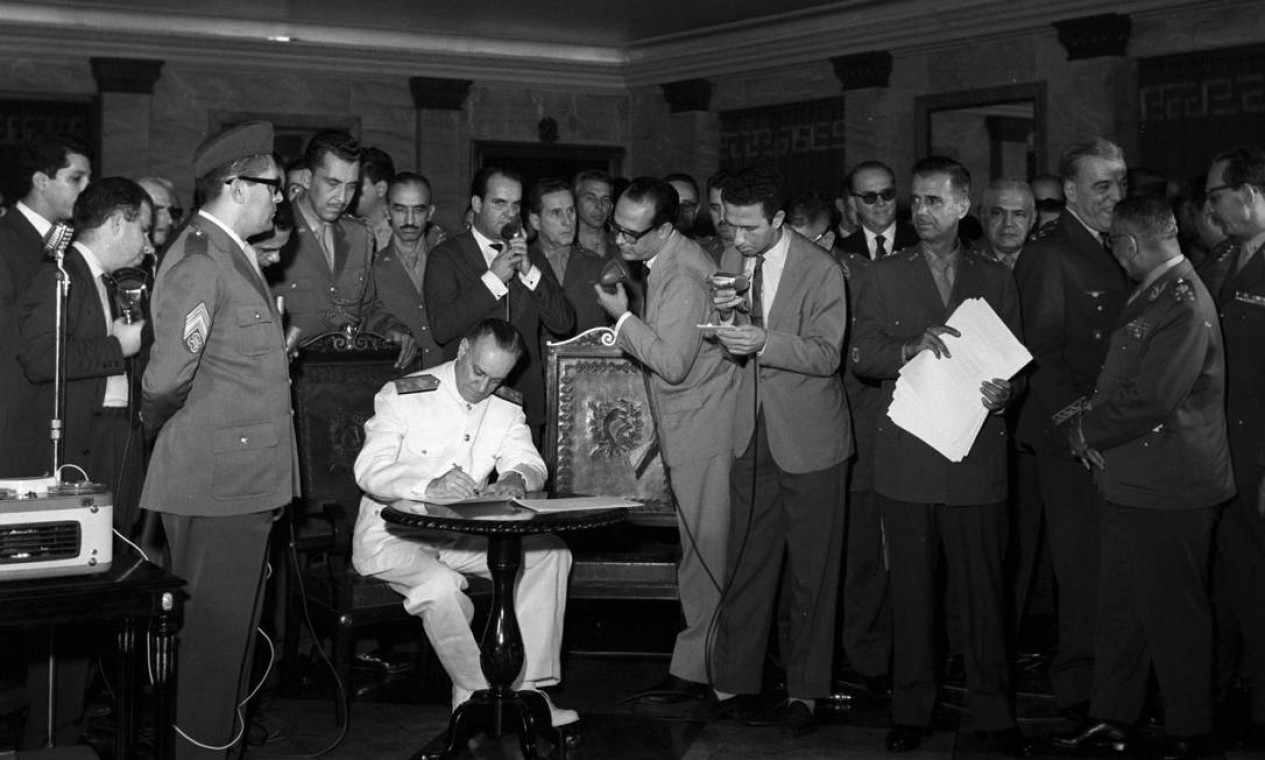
{"left": 545, "top": 329, "right": 674, "bottom": 523}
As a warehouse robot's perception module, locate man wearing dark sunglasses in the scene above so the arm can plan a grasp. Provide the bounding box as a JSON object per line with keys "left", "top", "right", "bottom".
{"left": 836, "top": 161, "right": 918, "bottom": 262}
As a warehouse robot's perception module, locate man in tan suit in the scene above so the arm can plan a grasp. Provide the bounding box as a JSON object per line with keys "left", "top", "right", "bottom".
{"left": 595, "top": 177, "right": 737, "bottom": 718}
{"left": 708, "top": 166, "right": 852, "bottom": 737}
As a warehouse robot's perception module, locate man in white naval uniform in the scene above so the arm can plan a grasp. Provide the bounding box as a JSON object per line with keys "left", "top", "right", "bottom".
{"left": 351, "top": 318, "right": 576, "bottom": 727}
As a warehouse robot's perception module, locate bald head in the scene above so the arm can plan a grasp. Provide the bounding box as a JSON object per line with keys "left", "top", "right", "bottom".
{"left": 979, "top": 178, "right": 1036, "bottom": 256}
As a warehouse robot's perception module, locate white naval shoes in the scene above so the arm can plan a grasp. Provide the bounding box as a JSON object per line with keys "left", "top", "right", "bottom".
{"left": 451, "top": 685, "right": 580, "bottom": 728}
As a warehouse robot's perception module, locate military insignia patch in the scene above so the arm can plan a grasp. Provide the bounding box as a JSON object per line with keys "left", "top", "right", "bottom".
{"left": 1124, "top": 319, "right": 1153, "bottom": 340}
{"left": 851, "top": 346, "right": 860, "bottom": 364}
{"left": 1171, "top": 279, "right": 1195, "bottom": 303}
{"left": 395, "top": 374, "right": 440, "bottom": 394}
{"left": 183, "top": 303, "right": 209, "bottom": 353}
{"left": 1235, "top": 291, "right": 1265, "bottom": 308}
{"left": 1051, "top": 396, "right": 1091, "bottom": 426}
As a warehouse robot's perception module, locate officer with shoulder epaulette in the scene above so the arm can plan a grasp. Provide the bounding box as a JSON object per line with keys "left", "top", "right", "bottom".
{"left": 1055, "top": 195, "right": 1233, "bottom": 759}
{"left": 1198, "top": 146, "right": 1265, "bottom": 747}
{"left": 350, "top": 318, "right": 579, "bottom": 730}
{"left": 1012, "top": 138, "right": 1131, "bottom": 720}
{"left": 140, "top": 120, "right": 301, "bottom": 758}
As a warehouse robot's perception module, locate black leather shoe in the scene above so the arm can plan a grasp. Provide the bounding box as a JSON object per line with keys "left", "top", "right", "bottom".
{"left": 1159, "top": 734, "right": 1207, "bottom": 760}
{"left": 779, "top": 701, "right": 816, "bottom": 738}
{"left": 1051, "top": 719, "right": 1130, "bottom": 752}
{"left": 976, "top": 728, "right": 1037, "bottom": 758}
{"left": 886, "top": 725, "right": 927, "bottom": 752}
{"left": 638, "top": 675, "right": 710, "bottom": 705}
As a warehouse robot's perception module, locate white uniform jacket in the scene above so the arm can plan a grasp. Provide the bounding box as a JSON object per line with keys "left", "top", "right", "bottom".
{"left": 352, "top": 359, "right": 547, "bottom": 578}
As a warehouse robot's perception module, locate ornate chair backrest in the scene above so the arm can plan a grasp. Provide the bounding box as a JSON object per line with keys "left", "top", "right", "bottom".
{"left": 291, "top": 330, "right": 400, "bottom": 520}
{"left": 544, "top": 327, "right": 675, "bottom": 526}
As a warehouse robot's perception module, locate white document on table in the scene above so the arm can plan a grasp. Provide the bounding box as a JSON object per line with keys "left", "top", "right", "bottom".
{"left": 512, "top": 496, "right": 642, "bottom": 513}
{"left": 887, "top": 297, "right": 1032, "bottom": 463}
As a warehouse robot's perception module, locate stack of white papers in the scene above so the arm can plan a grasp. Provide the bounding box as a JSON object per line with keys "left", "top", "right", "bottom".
{"left": 887, "top": 298, "right": 1032, "bottom": 462}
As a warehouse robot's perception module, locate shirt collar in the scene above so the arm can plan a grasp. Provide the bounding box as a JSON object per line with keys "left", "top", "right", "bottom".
{"left": 1066, "top": 208, "right": 1105, "bottom": 241}
{"left": 471, "top": 226, "right": 499, "bottom": 254}
{"left": 72, "top": 241, "right": 106, "bottom": 279}
{"left": 197, "top": 209, "right": 252, "bottom": 254}
{"left": 864, "top": 223, "right": 896, "bottom": 244}
{"left": 296, "top": 194, "right": 329, "bottom": 233}
{"left": 15, "top": 201, "right": 53, "bottom": 239}
{"left": 1136, "top": 255, "right": 1185, "bottom": 292}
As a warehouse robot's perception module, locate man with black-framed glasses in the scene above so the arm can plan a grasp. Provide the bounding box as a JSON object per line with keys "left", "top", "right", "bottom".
{"left": 835, "top": 160, "right": 918, "bottom": 262}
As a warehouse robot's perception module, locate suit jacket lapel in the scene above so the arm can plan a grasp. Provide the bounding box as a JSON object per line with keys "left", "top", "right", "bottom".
{"left": 766, "top": 236, "right": 801, "bottom": 330}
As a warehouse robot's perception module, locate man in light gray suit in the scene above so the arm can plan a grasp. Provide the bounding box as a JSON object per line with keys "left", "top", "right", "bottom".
{"left": 595, "top": 177, "right": 737, "bottom": 717}
{"left": 710, "top": 166, "right": 852, "bottom": 737}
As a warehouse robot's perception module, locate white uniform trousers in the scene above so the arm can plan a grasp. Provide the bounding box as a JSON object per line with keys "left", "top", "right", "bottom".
{"left": 371, "top": 531, "right": 571, "bottom": 695}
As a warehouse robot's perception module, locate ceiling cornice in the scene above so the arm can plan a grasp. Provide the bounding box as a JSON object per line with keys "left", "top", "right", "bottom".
{"left": 0, "top": 0, "right": 1233, "bottom": 94}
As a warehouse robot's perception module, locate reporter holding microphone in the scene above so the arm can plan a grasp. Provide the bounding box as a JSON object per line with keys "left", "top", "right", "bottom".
{"left": 424, "top": 166, "right": 572, "bottom": 442}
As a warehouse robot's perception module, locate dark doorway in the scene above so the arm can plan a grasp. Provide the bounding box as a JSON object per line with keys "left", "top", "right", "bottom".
{"left": 472, "top": 141, "right": 624, "bottom": 210}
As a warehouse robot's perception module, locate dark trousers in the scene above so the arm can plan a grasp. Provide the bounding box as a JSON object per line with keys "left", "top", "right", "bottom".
{"left": 1037, "top": 454, "right": 1102, "bottom": 709}
{"left": 1214, "top": 479, "right": 1265, "bottom": 721}
{"left": 162, "top": 509, "right": 276, "bottom": 760}
{"left": 86, "top": 410, "right": 145, "bottom": 537}
{"left": 841, "top": 487, "right": 891, "bottom": 677}
{"left": 1008, "top": 450, "right": 1045, "bottom": 632}
{"left": 713, "top": 423, "right": 847, "bottom": 699}
{"left": 1091, "top": 503, "right": 1216, "bottom": 736}
{"left": 880, "top": 497, "right": 1014, "bottom": 731}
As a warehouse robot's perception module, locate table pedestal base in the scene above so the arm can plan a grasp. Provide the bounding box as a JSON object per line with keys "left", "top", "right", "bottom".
{"left": 420, "top": 688, "right": 576, "bottom": 760}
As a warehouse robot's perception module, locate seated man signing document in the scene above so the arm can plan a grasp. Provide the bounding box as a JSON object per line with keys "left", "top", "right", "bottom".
{"left": 351, "top": 317, "right": 577, "bottom": 727}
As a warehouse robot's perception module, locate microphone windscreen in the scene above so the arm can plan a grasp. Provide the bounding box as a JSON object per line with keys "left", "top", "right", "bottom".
{"left": 731, "top": 274, "right": 750, "bottom": 292}
{"left": 599, "top": 258, "right": 627, "bottom": 287}
{"left": 499, "top": 221, "right": 521, "bottom": 240}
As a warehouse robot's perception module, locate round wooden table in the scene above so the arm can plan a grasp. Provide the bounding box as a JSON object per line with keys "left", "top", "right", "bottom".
{"left": 381, "top": 502, "right": 628, "bottom": 759}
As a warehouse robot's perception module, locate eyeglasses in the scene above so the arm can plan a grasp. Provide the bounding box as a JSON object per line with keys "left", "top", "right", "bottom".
{"left": 608, "top": 220, "right": 656, "bottom": 243}
{"left": 850, "top": 188, "right": 896, "bottom": 205}
{"left": 228, "top": 176, "right": 284, "bottom": 196}
{"left": 1204, "top": 183, "right": 1241, "bottom": 203}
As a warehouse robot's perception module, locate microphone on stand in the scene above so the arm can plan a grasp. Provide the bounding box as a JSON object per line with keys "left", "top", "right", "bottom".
{"left": 43, "top": 222, "right": 74, "bottom": 262}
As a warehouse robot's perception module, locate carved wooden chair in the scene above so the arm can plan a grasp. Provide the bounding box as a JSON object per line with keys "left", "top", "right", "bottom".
{"left": 544, "top": 328, "right": 682, "bottom": 603}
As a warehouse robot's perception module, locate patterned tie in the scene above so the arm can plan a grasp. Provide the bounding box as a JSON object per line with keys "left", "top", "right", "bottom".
{"left": 749, "top": 254, "right": 766, "bottom": 327}
{"left": 874, "top": 234, "right": 887, "bottom": 259}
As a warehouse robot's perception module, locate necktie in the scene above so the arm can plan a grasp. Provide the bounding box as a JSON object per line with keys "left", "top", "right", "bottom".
{"left": 321, "top": 222, "right": 336, "bottom": 270}
{"left": 1099, "top": 232, "right": 1112, "bottom": 253}
{"left": 749, "top": 255, "right": 765, "bottom": 327}
{"left": 930, "top": 256, "right": 954, "bottom": 306}
{"left": 874, "top": 234, "right": 887, "bottom": 259}
{"left": 100, "top": 273, "right": 120, "bottom": 321}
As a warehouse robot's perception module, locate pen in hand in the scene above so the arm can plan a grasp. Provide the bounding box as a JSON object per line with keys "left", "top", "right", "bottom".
{"left": 451, "top": 464, "right": 481, "bottom": 496}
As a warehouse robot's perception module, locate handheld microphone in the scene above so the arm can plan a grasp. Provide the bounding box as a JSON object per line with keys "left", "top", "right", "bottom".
{"left": 711, "top": 272, "right": 750, "bottom": 292}
{"left": 112, "top": 266, "right": 150, "bottom": 324}
{"left": 598, "top": 258, "right": 627, "bottom": 294}
{"left": 499, "top": 221, "right": 521, "bottom": 242}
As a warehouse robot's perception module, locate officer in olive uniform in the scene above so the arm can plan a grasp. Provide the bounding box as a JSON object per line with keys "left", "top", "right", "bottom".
{"left": 141, "top": 121, "right": 300, "bottom": 760}
{"left": 1056, "top": 196, "right": 1233, "bottom": 759}
{"left": 1199, "top": 147, "right": 1265, "bottom": 742}
{"left": 1012, "top": 138, "right": 1130, "bottom": 717}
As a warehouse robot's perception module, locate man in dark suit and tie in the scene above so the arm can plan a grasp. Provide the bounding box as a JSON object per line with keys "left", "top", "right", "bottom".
{"left": 424, "top": 166, "right": 573, "bottom": 436}
{"left": 0, "top": 135, "right": 92, "bottom": 477}
{"left": 372, "top": 172, "right": 443, "bottom": 370}
{"left": 141, "top": 121, "right": 301, "bottom": 758}
{"left": 834, "top": 160, "right": 918, "bottom": 264}
{"left": 1013, "top": 138, "right": 1130, "bottom": 720}
{"left": 851, "top": 157, "right": 1030, "bottom": 755}
{"left": 1055, "top": 196, "right": 1234, "bottom": 760}
{"left": 14, "top": 177, "right": 150, "bottom": 750}
{"left": 708, "top": 166, "right": 851, "bottom": 737}
{"left": 270, "top": 130, "right": 415, "bottom": 368}
{"left": 527, "top": 177, "right": 612, "bottom": 340}
{"left": 1198, "top": 146, "right": 1265, "bottom": 746}
{"left": 593, "top": 177, "right": 737, "bottom": 719}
